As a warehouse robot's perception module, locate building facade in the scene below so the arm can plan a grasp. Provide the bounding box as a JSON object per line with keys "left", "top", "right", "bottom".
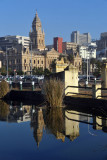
{"left": 0, "top": 35, "right": 30, "bottom": 50}
{"left": 29, "top": 11, "right": 45, "bottom": 51}
{"left": 96, "top": 32, "right": 107, "bottom": 59}
{"left": 54, "top": 37, "right": 63, "bottom": 53}
{"left": 71, "top": 31, "right": 91, "bottom": 45}
{"left": 0, "top": 45, "right": 60, "bottom": 73}
{"left": 79, "top": 42, "right": 97, "bottom": 59}
{"left": 62, "top": 42, "right": 78, "bottom": 53}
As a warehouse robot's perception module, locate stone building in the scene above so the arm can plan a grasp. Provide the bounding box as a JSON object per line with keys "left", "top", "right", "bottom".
{"left": 0, "top": 45, "right": 60, "bottom": 74}
{"left": 29, "top": 11, "right": 45, "bottom": 51}
{"left": 0, "top": 11, "right": 61, "bottom": 74}
{"left": 73, "top": 52, "right": 82, "bottom": 72}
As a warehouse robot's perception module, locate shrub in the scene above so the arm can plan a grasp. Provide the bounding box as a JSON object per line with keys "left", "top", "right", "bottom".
{"left": 0, "top": 100, "right": 9, "bottom": 118}
{"left": 43, "top": 78, "right": 64, "bottom": 107}
{"left": 0, "top": 80, "right": 9, "bottom": 98}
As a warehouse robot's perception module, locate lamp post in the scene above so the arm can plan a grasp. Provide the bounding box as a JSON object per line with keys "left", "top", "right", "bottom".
{"left": 88, "top": 45, "right": 97, "bottom": 81}
{"left": 87, "top": 56, "right": 88, "bottom": 84}
{"left": 6, "top": 46, "right": 8, "bottom": 79}
{"left": 83, "top": 48, "right": 86, "bottom": 75}
{"left": 30, "top": 41, "right": 32, "bottom": 76}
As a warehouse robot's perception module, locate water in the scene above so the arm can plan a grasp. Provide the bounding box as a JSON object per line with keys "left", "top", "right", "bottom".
{"left": 0, "top": 100, "right": 107, "bottom": 160}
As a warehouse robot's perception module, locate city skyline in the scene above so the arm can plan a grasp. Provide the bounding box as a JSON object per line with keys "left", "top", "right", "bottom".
{"left": 0, "top": 0, "right": 107, "bottom": 45}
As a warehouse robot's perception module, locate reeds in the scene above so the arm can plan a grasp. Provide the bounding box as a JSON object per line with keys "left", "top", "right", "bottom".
{"left": 43, "top": 78, "right": 64, "bottom": 107}
{"left": 0, "top": 80, "right": 9, "bottom": 98}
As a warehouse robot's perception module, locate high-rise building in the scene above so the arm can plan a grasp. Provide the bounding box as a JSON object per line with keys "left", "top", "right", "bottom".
{"left": 29, "top": 11, "right": 45, "bottom": 51}
{"left": 71, "top": 31, "right": 91, "bottom": 45}
{"left": 54, "top": 37, "right": 63, "bottom": 53}
{"left": 0, "top": 35, "right": 30, "bottom": 50}
{"left": 96, "top": 32, "right": 107, "bottom": 51}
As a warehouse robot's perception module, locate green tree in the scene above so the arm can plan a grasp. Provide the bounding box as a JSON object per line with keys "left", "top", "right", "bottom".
{"left": 44, "top": 68, "right": 51, "bottom": 75}
{"left": 17, "top": 71, "right": 24, "bottom": 75}
{"left": 0, "top": 67, "right": 6, "bottom": 75}
{"left": 33, "top": 67, "right": 44, "bottom": 75}
{"left": 67, "top": 54, "right": 74, "bottom": 63}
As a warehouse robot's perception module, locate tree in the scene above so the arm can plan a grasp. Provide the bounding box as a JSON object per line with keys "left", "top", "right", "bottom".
{"left": 0, "top": 67, "right": 6, "bottom": 75}
{"left": 44, "top": 68, "right": 51, "bottom": 76}
{"left": 67, "top": 54, "right": 74, "bottom": 63}
{"left": 33, "top": 67, "right": 44, "bottom": 75}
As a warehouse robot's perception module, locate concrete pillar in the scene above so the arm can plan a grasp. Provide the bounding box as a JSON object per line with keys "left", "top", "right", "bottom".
{"left": 9, "top": 80, "right": 12, "bottom": 90}
{"left": 20, "top": 81, "right": 23, "bottom": 91}
{"left": 92, "top": 83, "right": 101, "bottom": 99}
{"left": 101, "top": 63, "right": 107, "bottom": 88}
{"left": 32, "top": 81, "right": 35, "bottom": 91}
{"left": 64, "top": 64, "right": 78, "bottom": 96}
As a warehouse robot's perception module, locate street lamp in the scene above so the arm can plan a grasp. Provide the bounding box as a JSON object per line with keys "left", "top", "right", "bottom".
{"left": 6, "top": 46, "right": 8, "bottom": 79}
{"left": 30, "top": 41, "right": 32, "bottom": 76}
{"left": 88, "top": 45, "right": 97, "bottom": 81}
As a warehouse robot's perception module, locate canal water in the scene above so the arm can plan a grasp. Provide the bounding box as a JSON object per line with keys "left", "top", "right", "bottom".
{"left": 0, "top": 100, "right": 107, "bottom": 160}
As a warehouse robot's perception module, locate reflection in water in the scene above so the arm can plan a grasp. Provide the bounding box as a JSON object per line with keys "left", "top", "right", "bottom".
{"left": 45, "top": 108, "right": 65, "bottom": 142}
{"left": 30, "top": 108, "right": 45, "bottom": 147}
{"left": 0, "top": 101, "right": 107, "bottom": 148}
{"left": 0, "top": 101, "right": 31, "bottom": 123}
{"left": 93, "top": 116, "right": 107, "bottom": 132}
{"left": 65, "top": 110, "right": 80, "bottom": 141}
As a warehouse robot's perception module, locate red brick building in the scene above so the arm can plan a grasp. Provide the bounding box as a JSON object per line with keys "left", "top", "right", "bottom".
{"left": 53, "top": 37, "right": 63, "bottom": 53}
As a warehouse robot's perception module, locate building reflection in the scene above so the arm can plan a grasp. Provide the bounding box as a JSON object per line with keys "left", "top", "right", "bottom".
{"left": 65, "top": 110, "right": 80, "bottom": 141}
{"left": 30, "top": 108, "right": 45, "bottom": 147}
{"left": 0, "top": 101, "right": 31, "bottom": 123}
{"left": 1, "top": 100, "right": 107, "bottom": 147}
{"left": 93, "top": 116, "right": 107, "bottom": 132}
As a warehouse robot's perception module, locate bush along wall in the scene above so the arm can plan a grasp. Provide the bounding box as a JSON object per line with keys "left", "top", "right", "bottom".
{"left": 43, "top": 78, "right": 64, "bottom": 107}
{"left": 0, "top": 80, "right": 9, "bottom": 99}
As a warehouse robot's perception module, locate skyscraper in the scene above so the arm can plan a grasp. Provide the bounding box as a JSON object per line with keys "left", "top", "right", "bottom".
{"left": 29, "top": 11, "right": 45, "bottom": 51}
{"left": 71, "top": 31, "right": 91, "bottom": 45}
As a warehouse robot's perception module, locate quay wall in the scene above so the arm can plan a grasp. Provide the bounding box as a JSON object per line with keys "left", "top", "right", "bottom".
{"left": 4, "top": 90, "right": 44, "bottom": 104}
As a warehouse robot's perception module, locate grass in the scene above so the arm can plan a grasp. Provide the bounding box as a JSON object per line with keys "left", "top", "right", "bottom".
{"left": 0, "top": 80, "right": 9, "bottom": 98}
{"left": 43, "top": 78, "right": 64, "bottom": 107}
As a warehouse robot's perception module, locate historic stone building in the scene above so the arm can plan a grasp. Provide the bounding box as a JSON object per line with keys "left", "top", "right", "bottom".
{"left": 0, "top": 44, "right": 60, "bottom": 73}
{"left": 29, "top": 11, "right": 45, "bottom": 51}
{"left": 0, "top": 11, "right": 61, "bottom": 74}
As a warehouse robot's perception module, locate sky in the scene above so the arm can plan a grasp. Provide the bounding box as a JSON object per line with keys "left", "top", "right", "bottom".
{"left": 0, "top": 0, "right": 107, "bottom": 45}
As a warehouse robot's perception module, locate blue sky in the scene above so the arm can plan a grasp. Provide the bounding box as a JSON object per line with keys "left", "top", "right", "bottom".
{"left": 0, "top": 0, "right": 107, "bottom": 45}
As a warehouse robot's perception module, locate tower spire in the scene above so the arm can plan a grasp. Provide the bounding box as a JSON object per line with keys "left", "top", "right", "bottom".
{"left": 36, "top": 9, "right": 38, "bottom": 16}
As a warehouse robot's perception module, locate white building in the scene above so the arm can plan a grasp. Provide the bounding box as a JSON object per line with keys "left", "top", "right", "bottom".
{"left": 79, "top": 42, "right": 97, "bottom": 59}
{"left": 0, "top": 35, "right": 30, "bottom": 49}
{"left": 6, "top": 35, "right": 30, "bottom": 48}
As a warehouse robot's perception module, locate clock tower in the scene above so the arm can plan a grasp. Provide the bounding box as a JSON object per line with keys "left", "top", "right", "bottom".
{"left": 29, "top": 11, "right": 45, "bottom": 50}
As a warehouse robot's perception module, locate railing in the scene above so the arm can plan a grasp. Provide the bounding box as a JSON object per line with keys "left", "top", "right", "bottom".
{"left": 65, "top": 85, "right": 92, "bottom": 97}
{"left": 9, "top": 81, "right": 42, "bottom": 91}
{"left": 65, "top": 85, "right": 107, "bottom": 99}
